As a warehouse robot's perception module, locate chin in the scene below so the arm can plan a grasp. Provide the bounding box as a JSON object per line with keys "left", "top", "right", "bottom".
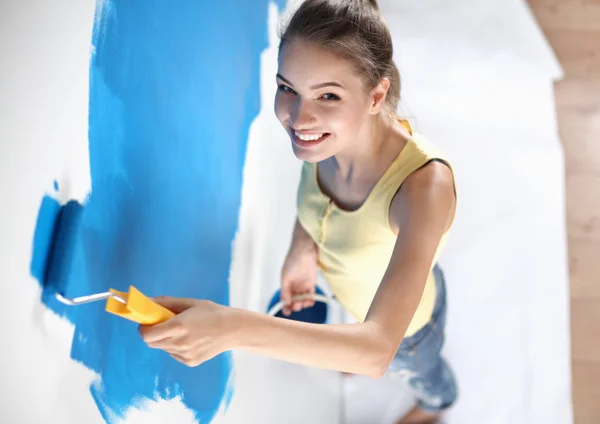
{"left": 289, "top": 133, "right": 337, "bottom": 163}
{"left": 290, "top": 143, "right": 330, "bottom": 163}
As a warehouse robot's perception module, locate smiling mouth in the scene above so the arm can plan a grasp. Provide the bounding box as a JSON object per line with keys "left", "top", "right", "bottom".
{"left": 291, "top": 130, "right": 331, "bottom": 147}
{"left": 293, "top": 130, "right": 328, "bottom": 141}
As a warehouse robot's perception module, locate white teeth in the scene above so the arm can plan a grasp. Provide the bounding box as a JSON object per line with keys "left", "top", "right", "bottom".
{"left": 295, "top": 131, "right": 325, "bottom": 141}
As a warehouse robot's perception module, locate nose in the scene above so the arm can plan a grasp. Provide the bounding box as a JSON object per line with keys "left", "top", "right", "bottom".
{"left": 289, "top": 98, "right": 318, "bottom": 130}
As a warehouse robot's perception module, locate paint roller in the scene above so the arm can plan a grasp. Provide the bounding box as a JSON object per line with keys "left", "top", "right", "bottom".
{"left": 30, "top": 191, "right": 333, "bottom": 326}
{"left": 30, "top": 195, "right": 174, "bottom": 325}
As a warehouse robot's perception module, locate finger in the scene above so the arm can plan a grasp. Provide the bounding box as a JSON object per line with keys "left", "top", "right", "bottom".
{"left": 291, "top": 293, "right": 306, "bottom": 312}
{"left": 146, "top": 336, "right": 180, "bottom": 351}
{"left": 152, "top": 296, "right": 197, "bottom": 314}
{"left": 280, "top": 281, "right": 293, "bottom": 316}
{"left": 280, "top": 281, "right": 292, "bottom": 305}
{"left": 292, "top": 301, "right": 303, "bottom": 312}
{"left": 302, "top": 298, "right": 315, "bottom": 308}
{"left": 170, "top": 352, "right": 190, "bottom": 366}
{"left": 170, "top": 352, "right": 201, "bottom": 367}
{"left": 302, "top": 286, "right": 316, "bottom": 308}
{"left": 138, "top": 318, "right": 183, "bottom": 344}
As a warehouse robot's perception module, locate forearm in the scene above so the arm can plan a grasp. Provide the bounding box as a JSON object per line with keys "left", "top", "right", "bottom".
{"left": 230, "top": 217, "right": 390, "bottom": 377}
{"left": 289, "top": 216, "right": 316, "bottom": 254}
{"left": 227, "top": 307, "right": 393, "bottom": 378}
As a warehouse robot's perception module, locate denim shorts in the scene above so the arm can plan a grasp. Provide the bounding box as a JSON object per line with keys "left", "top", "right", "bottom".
{"left": 385, "top": 264, "right": 458, "bottom": 413}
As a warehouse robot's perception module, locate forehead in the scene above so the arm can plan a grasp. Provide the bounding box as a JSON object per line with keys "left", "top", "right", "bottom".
{"left": 277, "top": 40, "right": 358, "bottom": 88}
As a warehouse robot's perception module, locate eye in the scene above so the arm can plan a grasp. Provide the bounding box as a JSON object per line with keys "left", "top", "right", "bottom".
{"left": 277, "top": 84, "right": 295, "bottom": 94}
{"left": 321, "top": 93, "right": 341, "bottom": 101}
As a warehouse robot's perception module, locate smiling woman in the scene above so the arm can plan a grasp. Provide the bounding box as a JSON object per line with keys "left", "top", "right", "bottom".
{"left": 140, "top": 1, "right": 458, "bottom": 423}
{"left": 274, "top": 38, "right": 399, "bottom": 163}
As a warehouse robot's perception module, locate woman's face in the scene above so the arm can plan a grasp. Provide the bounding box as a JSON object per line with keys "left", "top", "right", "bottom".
{"left": 274, "top": 41, "right": 379, "bottom": 163}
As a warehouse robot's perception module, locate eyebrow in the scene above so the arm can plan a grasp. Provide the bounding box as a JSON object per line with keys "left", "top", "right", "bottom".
{"left": 276, "top": 73, "right": 345, "bottom": 90}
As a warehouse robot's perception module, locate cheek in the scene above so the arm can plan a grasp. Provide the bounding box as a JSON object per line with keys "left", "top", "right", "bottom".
{"left": 274, "top": 92, "right": 291, "bottom": 123}
{"left": 321, "top": 104, "right": 362, "bottom": 135}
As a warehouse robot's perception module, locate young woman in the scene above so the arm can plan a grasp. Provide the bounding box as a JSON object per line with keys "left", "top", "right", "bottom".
{"left": 140, "top": 1, "right": 458, "bottom": 422}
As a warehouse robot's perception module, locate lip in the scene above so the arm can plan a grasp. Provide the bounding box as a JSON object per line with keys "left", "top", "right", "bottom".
{"left": 293, "top": 130, "right": 327, "bottom": 136}
{"left": 291, "top": 130, "right": 330, "bottom": 148}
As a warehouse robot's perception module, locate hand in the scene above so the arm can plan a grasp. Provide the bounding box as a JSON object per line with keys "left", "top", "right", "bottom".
{"left": 280, "top": 241, "right": 319, "bottom": 316}
{"left": 138, "top": 297, "right": 233, "bottom": 367}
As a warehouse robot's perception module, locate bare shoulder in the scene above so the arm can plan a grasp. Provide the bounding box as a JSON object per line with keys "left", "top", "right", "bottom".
{"left": 389, "top": 160, "right": 456, "bottom": 234}
{"left": 403, "top": 160, "right": 455, "bottom": 193}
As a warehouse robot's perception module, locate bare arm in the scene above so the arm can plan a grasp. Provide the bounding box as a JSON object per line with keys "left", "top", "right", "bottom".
{"left": 141, "top": 162, "right": 456, "bottom": 376}
{"left": 228, "top": 161, "right": 456, "bottom": 376}
{"left": 363, "top": 161, "right": 456, "bottom": 357}
{"left": 288, "top": 216, "right": 316, "bottom": 255}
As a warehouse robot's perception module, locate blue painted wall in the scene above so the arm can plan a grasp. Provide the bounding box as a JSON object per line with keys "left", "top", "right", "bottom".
{"left": 30, "top": 0, "right": 287, "bottom": 421}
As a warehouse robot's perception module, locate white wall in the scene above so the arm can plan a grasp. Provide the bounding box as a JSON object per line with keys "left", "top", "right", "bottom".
{"left": 0, "top": 0, "right": 100, "bottom": 422}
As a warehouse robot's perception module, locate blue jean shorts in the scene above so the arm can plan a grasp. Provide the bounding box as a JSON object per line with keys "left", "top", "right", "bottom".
{"left": 385, "top": 264, "right": 458, "bottom": 413}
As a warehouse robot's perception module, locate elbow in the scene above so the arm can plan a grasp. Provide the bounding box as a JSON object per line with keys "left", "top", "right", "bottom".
{"left": 366, "top": 344, "right": 396, "bottom": 379}
{"left": 367, "top": 365, "right": 387, "bottom": 379}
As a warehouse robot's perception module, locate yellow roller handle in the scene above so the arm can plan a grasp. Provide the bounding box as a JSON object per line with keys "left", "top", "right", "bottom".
{"left": 105, "top": 285, "right": 175, "bottom": 325}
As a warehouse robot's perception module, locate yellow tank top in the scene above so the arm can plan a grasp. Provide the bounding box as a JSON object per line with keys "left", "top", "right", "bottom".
{"left": 296, "top": 120, "right": 456, "bottom": 337}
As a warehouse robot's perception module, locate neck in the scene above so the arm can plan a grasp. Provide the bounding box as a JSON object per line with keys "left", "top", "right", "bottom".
{"left": 330, "top": 113, "right": 399, "bottom": 183}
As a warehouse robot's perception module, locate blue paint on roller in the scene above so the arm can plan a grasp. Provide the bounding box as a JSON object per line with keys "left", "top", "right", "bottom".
{"left": 29, "top": 0, "right": 288, "bottom": 421}
{"left": 267, "top": 286, "right": 329, "bottom": 324}
{"left": 45, "top": 200, "right": 84, "bottom": 296}
{"left": 30, "top": 195, "right": 62, "bottom": 285}
{"left": 31, "top": 197, "right": 86, "bottom": 319}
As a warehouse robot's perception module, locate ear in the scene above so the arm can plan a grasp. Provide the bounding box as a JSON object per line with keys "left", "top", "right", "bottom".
{"left": 369, "top": 78, "right": 390, "bottom": 114}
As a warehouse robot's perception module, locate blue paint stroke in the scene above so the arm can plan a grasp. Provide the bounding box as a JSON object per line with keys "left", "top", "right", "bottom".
{"left": 30, "top": 0, "right": 287, "bottom": 421}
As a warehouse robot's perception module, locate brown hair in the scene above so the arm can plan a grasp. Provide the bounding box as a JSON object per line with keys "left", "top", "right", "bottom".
{"left": 278, "top": 0, "right": 400, "bottom": 117}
